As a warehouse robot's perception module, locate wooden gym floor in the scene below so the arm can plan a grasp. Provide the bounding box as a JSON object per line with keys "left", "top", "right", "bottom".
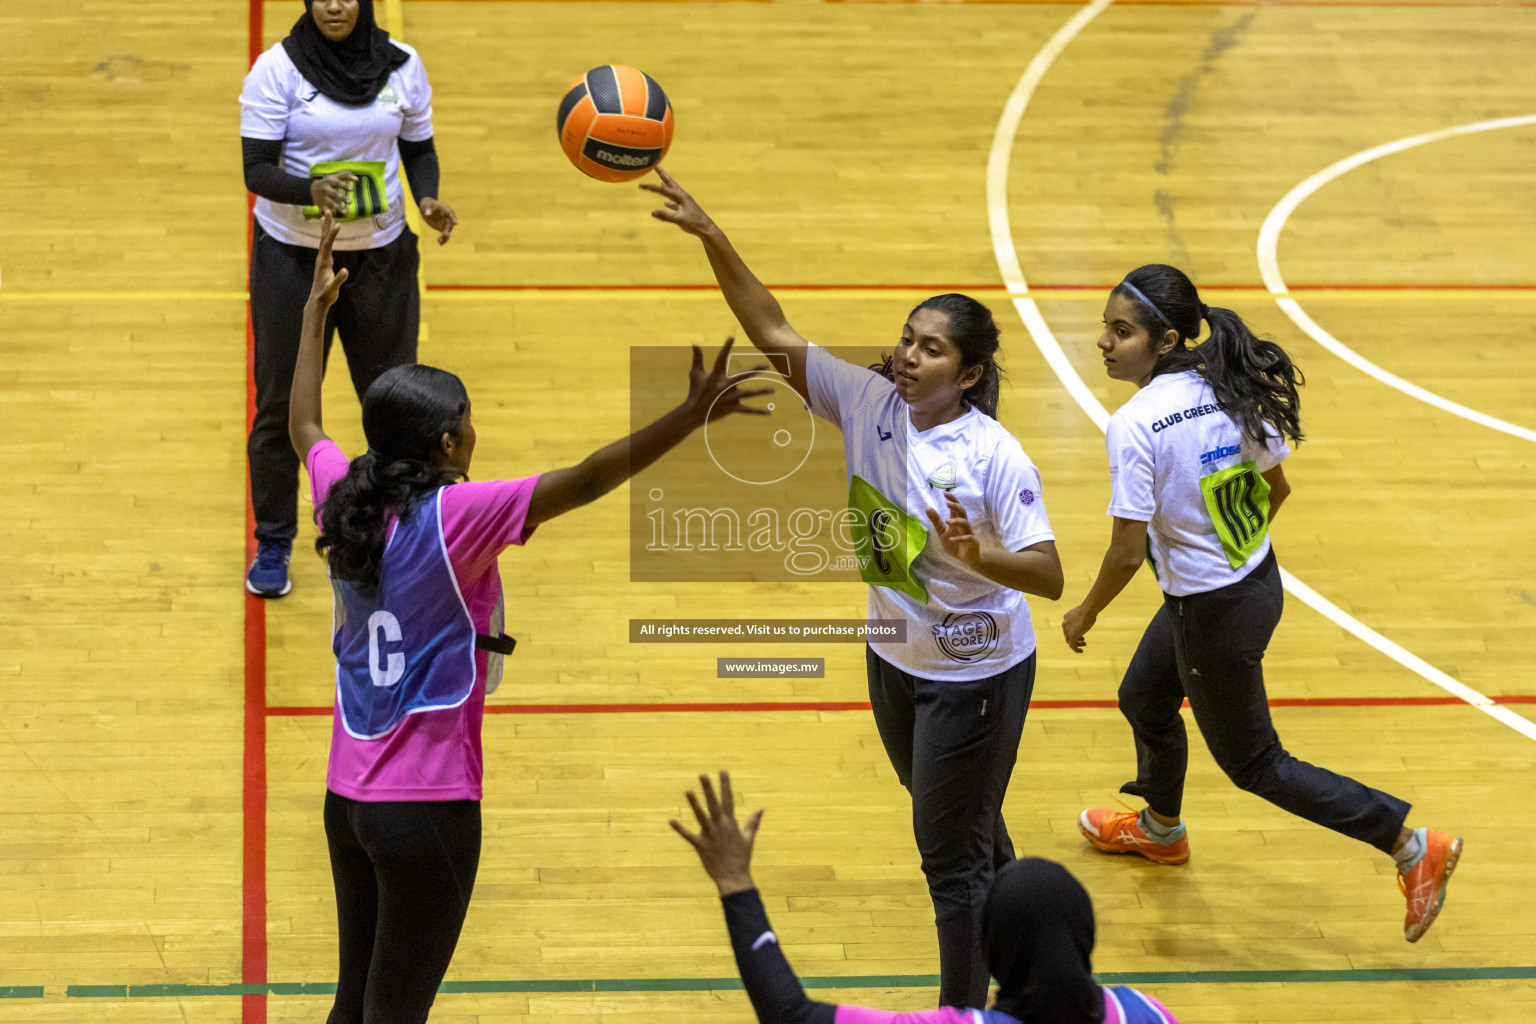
{"left": 1, "top": 0, "right": 1533, "bottom": 1020}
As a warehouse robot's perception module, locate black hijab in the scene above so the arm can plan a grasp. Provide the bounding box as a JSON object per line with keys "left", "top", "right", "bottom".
{"left": 982, "top": 858, "right": 1104, "bottom": 1024}
{"left": 283, "top": 0, "right": 409, "bottom": 106}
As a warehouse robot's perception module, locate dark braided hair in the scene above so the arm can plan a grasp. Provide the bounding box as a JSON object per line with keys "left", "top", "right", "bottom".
{"left": 870, "top": 293, "right": 1006, "bottom": 417}
{"left": 1115, "top": 264, "right": 1304, "bottom": 445}
{"left": 316, "top": 364, "right": 468, "bottom": 591}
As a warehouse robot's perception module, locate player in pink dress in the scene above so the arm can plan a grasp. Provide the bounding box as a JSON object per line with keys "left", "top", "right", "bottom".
{"left": 673, "top": 771, "right": 1179, "bottom": 1024}
{"left": 290, "top": 212, "right": 769, "bottom": 1024}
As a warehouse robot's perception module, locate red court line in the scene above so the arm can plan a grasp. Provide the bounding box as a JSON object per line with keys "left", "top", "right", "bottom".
{"left": 244, "top": 3, "right": 267, "bottom": 1023}
{"left": 836, "top": 0, "right": 1536, "bottom": 5}
{"left": 427, "top": 282, "right": 1536, "bottom": 293}
{"left": 242, "top": 271, "right": 269, "bottom": 1022}
{"left": 428, "top": 282, "right": 1012, "bottom": 292}
{"left": 267, "top": 695, "right": 1536, "bottom": 716}
{"left": 406, "top": 0, "right": 1536, "bottom": 7}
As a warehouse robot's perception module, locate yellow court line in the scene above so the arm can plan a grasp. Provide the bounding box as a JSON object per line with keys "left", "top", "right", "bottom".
{"left": 0, "top": 291, "right": 251, "bottom": 302}
{"left": 380, "top": 0, "right": 431, "bottom": 342}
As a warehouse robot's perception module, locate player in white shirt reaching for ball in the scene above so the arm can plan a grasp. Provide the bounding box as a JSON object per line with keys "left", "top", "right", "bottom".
{"left": 1061, "top": 263, "right": 1460, "bottom": 943}
{"left": 646, "top": 168, "right": 1064, "bottom": 1009}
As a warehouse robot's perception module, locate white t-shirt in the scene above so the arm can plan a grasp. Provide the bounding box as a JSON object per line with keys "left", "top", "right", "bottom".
{"left": 239, "top": 41, "right": 434, "bottom": 250}
{"left": 1106, "top": 370, "right": 1290, "bottom": 597}
{"left": 805, "top": 345, "right": 1056, "bottom": 681}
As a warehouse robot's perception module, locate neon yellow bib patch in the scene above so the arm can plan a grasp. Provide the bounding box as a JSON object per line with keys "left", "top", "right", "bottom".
{"left": 302, "top": 159, "right": 388, "bottom": 222}
{"left": 1199, "top": 460, "right": 1271, "bottom": 568}
{"left": 848, "top": 474, "right": 929, "bottom": 603}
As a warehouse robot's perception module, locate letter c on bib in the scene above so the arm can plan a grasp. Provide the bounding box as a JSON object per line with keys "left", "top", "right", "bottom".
{"left": 367, "top": 610, "right": 405, "bottom": 688}
{"left": 869, "top": 509, "right": 894, "bottom": 575}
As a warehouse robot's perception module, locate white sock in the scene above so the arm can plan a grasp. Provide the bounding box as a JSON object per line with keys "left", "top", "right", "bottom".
{"left": 1139, "top": 808, "right": 1185, "bottom": 842}
{"left": 1393, "top": 827, "right": 1427, "bottom": 872}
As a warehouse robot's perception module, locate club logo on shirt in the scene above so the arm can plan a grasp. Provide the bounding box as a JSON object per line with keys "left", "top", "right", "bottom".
{"left": 376, "top": 83, "right": 400, "bottom": 105}
{"left": 1018, "top": 488, "right": 1036, "bottom": 506}
{"left": 931, "top": 612, "right": 999, "bottom": 664}
{"left": 925, "top": 462, "right": 957, "bottom": 491}
{"left": 1199, "top": 444, "right": 1241, "bottom": 466}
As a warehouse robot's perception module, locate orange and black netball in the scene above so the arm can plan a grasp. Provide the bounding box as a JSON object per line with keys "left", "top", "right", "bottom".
{"left": 557, "top": 64, "right": 674, "bottom": 183}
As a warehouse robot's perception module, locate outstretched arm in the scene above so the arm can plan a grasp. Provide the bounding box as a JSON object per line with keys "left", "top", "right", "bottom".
{"left": 524, "top": 339, "right": 771, "bottom": 527}
{"left": 1061, "top": 516, "right": 1148, "bottom": 653}
{"left": 672, "top": 773, "right": 834, "bottom": 1024}
{"left": 288, "top": 210, "right": 347, "bottom": 459}
{"left": 644, "top": 169, "right": 812, "bottom": 403}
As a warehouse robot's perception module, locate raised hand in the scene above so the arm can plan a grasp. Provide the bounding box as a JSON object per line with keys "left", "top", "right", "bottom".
{"left": 924, "top": 491, "right": 981, "bottom": 570}
{"left": 642, "top": 167, "right": 717, "bottom": 238}
{"left": 309, "top": 210, "right": 349, "bottom": 307}
{"left": 420, "top": 197, "right": 457, "bottom": 246}
{"left": 670, "top": 770, "right": 764, "bottom": 897}
{"left": 684, "top": 337, "right": 773, "bottom": 424}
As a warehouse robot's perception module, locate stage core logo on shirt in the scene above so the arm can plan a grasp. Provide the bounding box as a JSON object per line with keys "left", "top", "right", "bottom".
{"left": 931, "top": 611, "right": 1000, "bottom": 664}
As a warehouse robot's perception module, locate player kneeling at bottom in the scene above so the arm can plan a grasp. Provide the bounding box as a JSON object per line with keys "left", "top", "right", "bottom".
{"left": 674, "top": 771, "right": 1179, "bottom": 1024}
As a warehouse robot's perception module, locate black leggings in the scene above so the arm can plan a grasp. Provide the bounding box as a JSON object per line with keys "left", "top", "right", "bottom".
{"left": 248, "top": 223, "right": 419, "bottom": 546}
{"left": 1117, "top": 549, "right": 1410, "bottom": 854}
{"left": 323, "top": 791, "right": 481, "bottom": 1024}
{"left": 867, "top": 648, "right": 1035, "bottom": 1008}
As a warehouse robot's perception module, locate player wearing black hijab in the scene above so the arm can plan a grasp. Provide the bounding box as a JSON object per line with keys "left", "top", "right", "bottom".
{"left": 673, "top": 771, "right": 1180, "bottom": 1022}
{"left": 281, "top": 0, "right": 408, "bottom": 105}
{"left": 239, "top": 0, "right": 458, "bottom": 597}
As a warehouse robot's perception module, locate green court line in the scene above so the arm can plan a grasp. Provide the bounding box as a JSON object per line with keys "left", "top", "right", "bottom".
{"left": 46, "top": 968, "right": 1536, "bottom": 998}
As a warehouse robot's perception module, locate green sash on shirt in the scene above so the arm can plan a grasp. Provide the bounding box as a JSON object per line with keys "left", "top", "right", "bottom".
{"left": 848, "top": 474, "right": 929, "bottom": 603}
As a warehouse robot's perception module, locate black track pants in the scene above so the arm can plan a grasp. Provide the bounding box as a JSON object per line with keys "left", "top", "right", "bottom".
{"left": 248, "top": 223, "right": 419, "bottom": 546}
{"left": 1117, "top": 549, "right": 1410, "bottom": 854}
{"left": 866, "top": 647, "right": 1035, "bottom": 1008}
{"left": 323, "top": 790, "right": 480, "bottom": 1024}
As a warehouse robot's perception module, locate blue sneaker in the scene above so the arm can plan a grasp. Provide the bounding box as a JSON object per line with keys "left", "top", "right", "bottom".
{"left": 246, "top": 540, "right": 292, "bottom": 597}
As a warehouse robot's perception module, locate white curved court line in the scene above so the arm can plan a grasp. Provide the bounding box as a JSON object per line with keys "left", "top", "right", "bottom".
{"left": 986, "top": 5, "right": 1536, "bottom": 742}
{"left": 1257, "top": 115, "right": 1536, "bottom": 444}
{"left": 986, "top": 0, "right": 1118, "bottom": 432}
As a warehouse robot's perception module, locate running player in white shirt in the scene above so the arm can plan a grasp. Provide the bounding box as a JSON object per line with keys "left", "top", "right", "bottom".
{"left": 1060, "top": 263, "right": 1460, "bottom": 943}
{"left": 646, "top": 169, "right": 1064, "bottom": 1007}
{"left": 239, "top": 0, "right": 459, "bottom": 597}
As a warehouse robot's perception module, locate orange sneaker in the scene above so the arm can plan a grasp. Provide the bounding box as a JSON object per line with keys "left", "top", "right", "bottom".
{"left": 1399, "top": 830, "right": 1462, "bottom": 943}
{"left": 1078, "top": 807, "right": 1189, "bottom": 866}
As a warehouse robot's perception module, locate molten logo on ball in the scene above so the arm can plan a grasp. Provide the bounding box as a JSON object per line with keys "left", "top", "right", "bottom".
{"left": 597, "top": 150, "right": 651, "bottom": 167}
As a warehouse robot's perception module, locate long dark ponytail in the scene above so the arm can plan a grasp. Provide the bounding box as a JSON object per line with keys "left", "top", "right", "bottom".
{"left": 871, "top": 293, "right": 1006, "bottom": 417}
{"left": 317, "top": 364, "right": 469, "bottom": 591}
{"left": 1115, "top": 264, "right": 1304, "bottom": 445}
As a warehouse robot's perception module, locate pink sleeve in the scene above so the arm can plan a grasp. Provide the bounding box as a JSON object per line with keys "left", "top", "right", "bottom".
{"left": 1142, "top": 993, "right": 1178, "bottom": 1023}
{"left": 306, "top": 440, "right": 352, "bottom": 513}
{"left": 439, "top": 475, "right": 542, "bottom": 585}
{"left": 835, "top": 1005, "right": 972, "bottom": 1024}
